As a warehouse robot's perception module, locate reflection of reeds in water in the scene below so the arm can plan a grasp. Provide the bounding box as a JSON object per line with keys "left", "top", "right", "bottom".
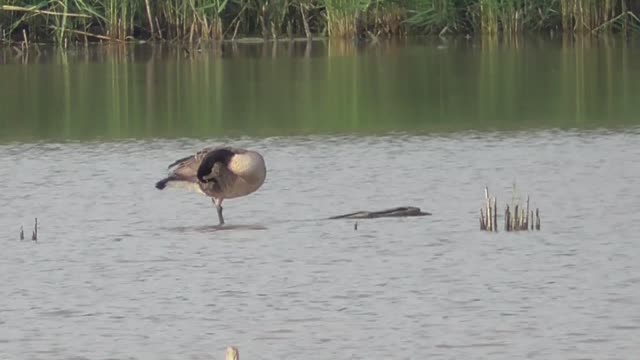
{"left": 1, "top": 1, "right": 639, "bottom": 44}
{"left": 327, "top": 38, "right": 356, "bottom": 57}
{"left": 0, "top": 36, "right": 406, "bottom": 64}
{"left": 2, "top": 30, "right": 637, "bottom": 143}
{"left": 1, "top": 35, "right": 637, "bottom": 141}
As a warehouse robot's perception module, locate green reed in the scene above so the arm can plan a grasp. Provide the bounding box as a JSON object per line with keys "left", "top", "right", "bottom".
{"left": 322, "top": 0, "right": 364, "bottom": 38}
{"left": 1, "top": 0, "right": 639, "bottom": 43}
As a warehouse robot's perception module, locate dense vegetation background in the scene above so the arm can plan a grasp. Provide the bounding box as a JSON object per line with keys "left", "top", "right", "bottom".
{"left": 1, "top": 0, "right": 639, "bottom": 43}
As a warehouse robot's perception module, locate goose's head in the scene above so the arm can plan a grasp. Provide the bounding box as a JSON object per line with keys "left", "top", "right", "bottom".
{"left": 197, "top": 148, "right": 235, "bottom": 183}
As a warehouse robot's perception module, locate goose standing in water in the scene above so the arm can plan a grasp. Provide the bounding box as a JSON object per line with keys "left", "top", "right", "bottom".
{"left": 155, "top": 146, "right": 266, "bottom": 225}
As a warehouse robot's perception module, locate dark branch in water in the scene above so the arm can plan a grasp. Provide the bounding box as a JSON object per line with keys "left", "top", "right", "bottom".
{"left": 329, "top": 206, "right": 431, "bottom": 220}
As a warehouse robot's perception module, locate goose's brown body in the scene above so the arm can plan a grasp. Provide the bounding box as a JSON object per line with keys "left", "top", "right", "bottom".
{"left": 155, "top": 146, "right": 266, "bottom": 224}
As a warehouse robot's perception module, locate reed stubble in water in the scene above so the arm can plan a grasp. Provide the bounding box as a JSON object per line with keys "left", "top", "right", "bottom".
{"left": 1, "top": 0, "right": 639, "bottom": 43}
{"left": 480, "top": 187, "right": 540, "bottom": 232}
{"left": 17, "top": 218, "right": 38, "bottom": 241}
{"left": 32, "top": 217, "right": 38, "bottom": 241}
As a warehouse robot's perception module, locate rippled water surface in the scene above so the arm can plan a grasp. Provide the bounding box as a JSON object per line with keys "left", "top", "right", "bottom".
{"left": 2, "top": 130, "right": 640, "bottom": 359}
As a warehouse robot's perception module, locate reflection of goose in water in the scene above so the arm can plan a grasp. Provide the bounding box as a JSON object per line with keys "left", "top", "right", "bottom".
{"left": 155, "top": 146, "right": 266, "bottom": 225}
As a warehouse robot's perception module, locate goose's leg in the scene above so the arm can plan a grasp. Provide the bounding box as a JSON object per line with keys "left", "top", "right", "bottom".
{"left": 212, "top": 197, "right": 224, "bottom": 225}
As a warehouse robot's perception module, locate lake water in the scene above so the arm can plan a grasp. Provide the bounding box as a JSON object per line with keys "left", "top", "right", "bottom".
{"left": 1, "top": 37, "right": 640, "bottom": 359}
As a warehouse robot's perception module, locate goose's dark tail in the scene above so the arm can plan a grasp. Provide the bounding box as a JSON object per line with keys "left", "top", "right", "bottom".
{"left": 155, "top": 176, "right": 175, "bottom": 190}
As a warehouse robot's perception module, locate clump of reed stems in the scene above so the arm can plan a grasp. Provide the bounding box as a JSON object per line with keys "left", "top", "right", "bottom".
{"left": 480, "top": 186, "right": 498, "bottom": 231}
{"left": 323, "top": 0, "right": 364, "bottom": 38}
{"left": 17, "top": 218, "right": 38, "bottom": 241}
{"left": 480, "top": 186, "right": 541, "bottom": 232}
{"left": 1, "top": 0, "right": 640, "bottom": 44}
{"left": 504, "top": 196, "right": 540, "bottom": 231}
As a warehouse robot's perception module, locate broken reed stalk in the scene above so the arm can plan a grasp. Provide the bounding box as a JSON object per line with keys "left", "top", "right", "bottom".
{"left": 32, "top": 217, "right": 38, "bottom": 241}
{"left": 300, "top": 4, "right": 312, "bottom": 40}
{"left": 510, "top": 207, "right": 538, "bottom": 231}
{"left": 49, "top": 26, "right": 123, "bottom": 42}
{"left": 493, "top": 196, "right": 497, "bottom": 232}
{"left": 18, "top": 219, "right": 38, "bottom": 241}
{"left": 482, "top": 187, "right": 541, "bottom": 232}
{"left": 504, "top": 194, "right": 540, "bottom": 231}
{"left": 486, "top": 187, "right": 490, "bottom": 231}
{"left": 525, "top": 195, "right": 530, "bottom": 228}
{"left": 144, "top": 0, "right": 155, "bottom": 39}
{"left": 480, "top": 187, "right": 498, "bottom": 232}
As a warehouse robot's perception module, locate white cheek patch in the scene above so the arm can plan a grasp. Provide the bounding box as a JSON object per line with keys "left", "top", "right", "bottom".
{"left": 203, "top": 172, "right": 217, "bottom": 181}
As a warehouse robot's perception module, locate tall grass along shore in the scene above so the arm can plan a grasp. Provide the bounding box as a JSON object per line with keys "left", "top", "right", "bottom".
{"left": 1, "top": 0, "right": 640, "bottom": 44}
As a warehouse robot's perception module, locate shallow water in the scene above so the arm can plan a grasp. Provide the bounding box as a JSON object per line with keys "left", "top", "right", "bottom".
{"left": 2, "top": 129, "right": 640, "bottom": 359}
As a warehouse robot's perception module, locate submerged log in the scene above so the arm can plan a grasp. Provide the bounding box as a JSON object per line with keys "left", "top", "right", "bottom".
{"left": 329, "top": 206, "right": 431, "bottom": 220}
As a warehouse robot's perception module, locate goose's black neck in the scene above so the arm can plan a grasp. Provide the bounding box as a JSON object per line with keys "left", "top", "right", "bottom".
{"left": 197, "top": 148, "right": 235, "bottom": 182}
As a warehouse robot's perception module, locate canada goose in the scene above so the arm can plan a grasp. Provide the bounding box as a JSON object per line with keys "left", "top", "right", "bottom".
{"left": 155, "top": 146, "right": 266, "bottom": 225}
